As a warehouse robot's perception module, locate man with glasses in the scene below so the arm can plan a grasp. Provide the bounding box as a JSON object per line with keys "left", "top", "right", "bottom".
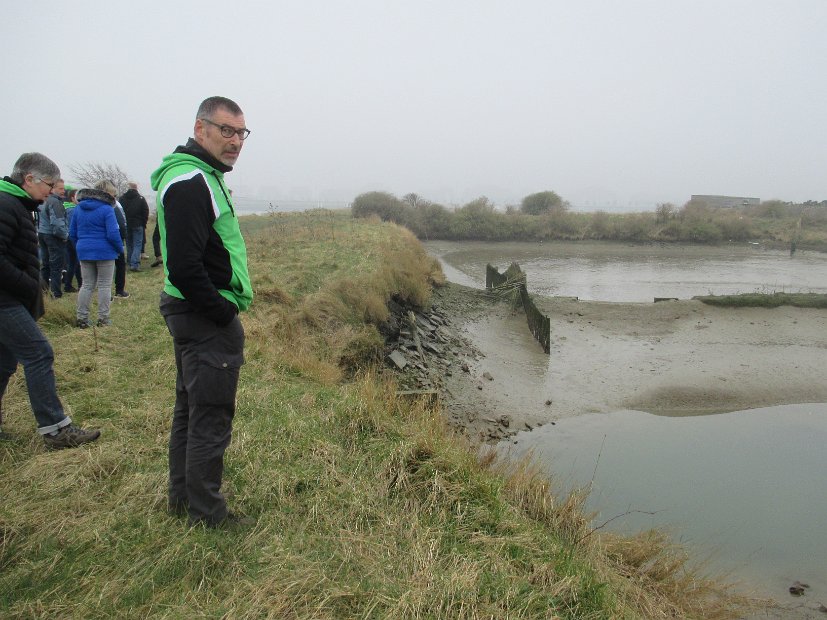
{"left": 37, "top": 177, "right": 69, "bottom": 298}
{"left": 150, "top": 97, "right": 253, "bottom": 528}
{"left": 0, "top": 152, "right": 101, "bottom": 447}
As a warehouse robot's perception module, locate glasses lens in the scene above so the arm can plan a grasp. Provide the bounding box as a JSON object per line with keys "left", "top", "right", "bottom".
{"left": 219, "top": 126, "right": 250, "bottom": 140}
{"left": 206, "top": 119, "right": 249, "bottom": 140}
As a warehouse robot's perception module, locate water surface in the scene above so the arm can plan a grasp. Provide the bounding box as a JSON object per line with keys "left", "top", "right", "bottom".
{"left": 498, "top": 406, "right": 827, "bottom": 602}
{"left": 425, "top": 240, "right": 827, "bottom": 302}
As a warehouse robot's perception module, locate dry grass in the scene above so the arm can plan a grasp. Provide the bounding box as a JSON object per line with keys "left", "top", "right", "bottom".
{"left": 0, "top": 211, "right": 751, "bottom": 619}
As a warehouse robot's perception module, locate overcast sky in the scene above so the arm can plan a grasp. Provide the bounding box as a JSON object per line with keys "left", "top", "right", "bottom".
{"left": 4, "top": 1, "right": 825, "bottom": 209}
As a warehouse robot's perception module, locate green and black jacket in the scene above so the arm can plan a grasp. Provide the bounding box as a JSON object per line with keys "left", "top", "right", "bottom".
{"left": 150, "top": 139, "right": 253, "bottom": 326}
{"left": 0, "top": 178, "right": 45, "bottom": 318}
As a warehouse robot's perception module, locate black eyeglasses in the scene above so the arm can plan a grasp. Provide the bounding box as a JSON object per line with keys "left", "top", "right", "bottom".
{"left": 202, "top": 118, "right": 251, "bottom": 140}
{"left": 37, "top": 178, "right": 56, "bottom": 190}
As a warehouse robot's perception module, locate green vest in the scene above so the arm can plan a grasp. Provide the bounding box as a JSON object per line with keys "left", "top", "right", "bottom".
{"left": 150, "top": 153, "right": 253, "bottom": 312}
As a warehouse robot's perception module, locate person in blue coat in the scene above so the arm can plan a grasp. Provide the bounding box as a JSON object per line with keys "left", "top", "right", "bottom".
{"left": 69, "top": 180, "right": 124, "bottom": 328}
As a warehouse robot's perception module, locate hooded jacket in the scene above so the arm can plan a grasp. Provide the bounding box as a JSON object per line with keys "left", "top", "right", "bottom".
{"left": 69, "top": 188, "right": 124, "bottom": 261}
{"left": 0, "top": 177, "right": 45, "bottom": 318}
{"left": 150, "top": 138, "right": 252, "bottom": 326}
{"left": 37, "top": 194, "right": 68, "bottom": 239}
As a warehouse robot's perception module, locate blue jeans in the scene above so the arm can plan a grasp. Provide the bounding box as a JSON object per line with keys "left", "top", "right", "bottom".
{"left": 38, "top": 233, "right": 66, "bottom": 298}
{"left": 127, "top": 228, "right": 144, "bottom": 269}
{"left": 0, "top": 303, "right": 71, "bottom": 434}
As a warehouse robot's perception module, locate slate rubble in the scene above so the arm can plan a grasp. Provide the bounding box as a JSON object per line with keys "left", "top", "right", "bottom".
{"left": 380, "top": 290, "right": 526, "bottom": 443}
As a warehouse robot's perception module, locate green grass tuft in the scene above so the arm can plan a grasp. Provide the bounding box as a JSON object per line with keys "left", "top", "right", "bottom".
{"left": 695, "top": 291, "right": 827, "bottom": 308}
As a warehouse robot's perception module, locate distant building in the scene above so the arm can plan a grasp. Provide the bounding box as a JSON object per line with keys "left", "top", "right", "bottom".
{"left": 691, "top": 195, "right": 760, "bottom": 208}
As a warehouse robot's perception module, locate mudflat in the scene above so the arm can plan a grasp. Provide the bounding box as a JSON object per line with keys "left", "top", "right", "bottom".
{"left": 434, "top": 282, "right": 827, "bottom": 441}
{"left": 542, "top": 295, "right": 827, "bottom": 416}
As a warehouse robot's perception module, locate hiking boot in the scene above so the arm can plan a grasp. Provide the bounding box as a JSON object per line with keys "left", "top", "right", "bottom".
{"left": 96, "top": 318, "right": 112, "bottom": 327}
{"left": 150, "top": 258, "right": 162, "bottom": 268}
{"left": 114, "top": 291, "right": 130, "bottom": 298}
{"left": 43, "top": 424, "right": 101, "bottom": 450}
{"left": 76, "top": 319, "right": 91, "bottom": 329}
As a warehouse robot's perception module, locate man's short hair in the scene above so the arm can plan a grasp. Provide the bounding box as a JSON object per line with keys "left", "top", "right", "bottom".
{"left": 9, "top": 152, "right": 60, "bottom": 184}
{"left": 196, "top": 96, "right": 243, "bottom": 120}
{"left": 128, "top": 181, "right": 138, "bottom": 189}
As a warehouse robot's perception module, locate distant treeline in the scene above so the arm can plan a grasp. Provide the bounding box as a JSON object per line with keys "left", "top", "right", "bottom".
{"left": 351, "top": 191, "right": 827, "bottom": 249}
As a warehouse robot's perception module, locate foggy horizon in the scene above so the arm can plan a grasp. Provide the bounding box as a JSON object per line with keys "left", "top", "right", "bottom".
{"left": 5, "top": 1, "right": 825, "bottom": 211}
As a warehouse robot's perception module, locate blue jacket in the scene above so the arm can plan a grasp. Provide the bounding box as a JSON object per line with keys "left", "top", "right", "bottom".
{"left": 69, "top": 190, "right": 124, "bottom": 261}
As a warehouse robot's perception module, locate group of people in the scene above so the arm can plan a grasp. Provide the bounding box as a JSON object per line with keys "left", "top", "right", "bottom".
{"left": 1, "top": 96, "right": 254, "bottom": 528}
{"left": 36, "top": 177, "right": 154, "bottom": 327}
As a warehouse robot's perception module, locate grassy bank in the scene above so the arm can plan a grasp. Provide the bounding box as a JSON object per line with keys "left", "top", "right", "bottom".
{"left": 1, "top": 211, "right": 748, "bottom": 618}
{"left": 695, "top": 292, "right": 827, "bottom": 308}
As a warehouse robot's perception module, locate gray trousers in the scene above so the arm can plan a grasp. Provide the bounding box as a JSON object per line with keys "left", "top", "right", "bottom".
{"left": 160, "top": 294, "right": 245, "bottom": 525}
{"left": 77, "top": 260, "right": 114, "bottom": 322}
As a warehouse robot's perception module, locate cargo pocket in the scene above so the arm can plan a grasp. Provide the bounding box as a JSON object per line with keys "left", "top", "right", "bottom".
{"left": 191, "top": 351, "right": 245, "bottom": 405}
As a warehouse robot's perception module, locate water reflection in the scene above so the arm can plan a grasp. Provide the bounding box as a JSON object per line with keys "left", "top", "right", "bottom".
{"left": 498, "top": 405, "right": 827, "bottom": 601}
{"left": 425, "top": 240, "right": 827, "bottom": 302}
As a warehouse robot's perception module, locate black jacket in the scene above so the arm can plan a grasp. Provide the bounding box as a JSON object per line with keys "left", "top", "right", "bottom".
{"left": 119, "top": 188, "right": 149, "bottom": 229}
{"left": 0, "top": 177, "right": 45, "bottom": 318}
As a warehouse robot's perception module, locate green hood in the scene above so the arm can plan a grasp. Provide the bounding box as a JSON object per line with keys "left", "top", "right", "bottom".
{"left": 150, "top": 138, "right": 232, "bottom": 192}
{"left": 151, "top": 140, "right": 252, "bottom": 315}
{"left": 151, "top": 152, "right": 217, "bottom": 192}
{"left": 0, "top": 178, "right": 32, "bottom": 200}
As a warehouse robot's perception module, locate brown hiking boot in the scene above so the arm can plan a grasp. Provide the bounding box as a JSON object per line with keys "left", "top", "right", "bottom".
{"left": 44, "top": 424, "right": 101, "bottom": 450}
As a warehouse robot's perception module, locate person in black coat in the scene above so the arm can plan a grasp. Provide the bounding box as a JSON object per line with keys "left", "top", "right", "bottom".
{"left": 112, "top": 198, "right": 129, "bottom": 298}
{"left": 118, "top": 182, "right": 149, "bottom": 272}
{"left": 0, "top": 152, "right": 100, "bottom": 448}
